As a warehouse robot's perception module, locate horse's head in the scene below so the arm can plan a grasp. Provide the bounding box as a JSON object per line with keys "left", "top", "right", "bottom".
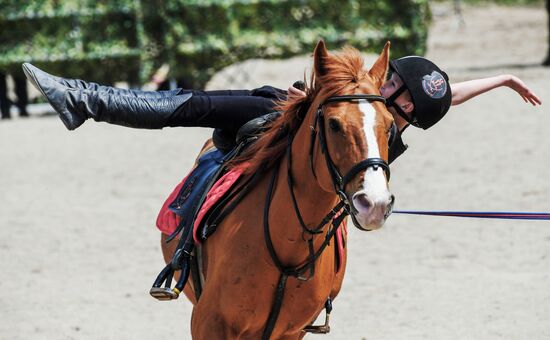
{"left": 308, "top": 40, "right": 394, "bottom": 231}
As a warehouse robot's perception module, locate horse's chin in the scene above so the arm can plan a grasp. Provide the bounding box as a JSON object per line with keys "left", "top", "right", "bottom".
{"left": 353, "top": 216, "right": 386, "bottom": 231}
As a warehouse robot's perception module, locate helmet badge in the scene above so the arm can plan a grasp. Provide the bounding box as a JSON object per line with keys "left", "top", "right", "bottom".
{"left": 421, "top": 71, "right": 447, "bottom": 99}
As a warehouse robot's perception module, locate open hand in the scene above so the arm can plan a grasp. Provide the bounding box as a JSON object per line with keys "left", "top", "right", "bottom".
{"left": 506, "top": 75, "right": 542, "bottom": 106}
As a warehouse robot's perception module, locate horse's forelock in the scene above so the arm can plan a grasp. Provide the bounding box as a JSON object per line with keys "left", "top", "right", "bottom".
{"left": 316, "top": 47, "right": 368, "bottom": 96}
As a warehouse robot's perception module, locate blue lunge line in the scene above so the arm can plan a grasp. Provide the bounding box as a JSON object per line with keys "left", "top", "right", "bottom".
{"left": 393, "top": 210, "right": 550, "bottom": 220}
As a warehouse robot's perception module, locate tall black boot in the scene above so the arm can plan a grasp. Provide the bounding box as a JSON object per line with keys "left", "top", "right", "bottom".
{"left": 24, "top": 68, "right": 192, "bottom": 130}
{"left": 22, "top": 63, "right": 182, "bottom": 99}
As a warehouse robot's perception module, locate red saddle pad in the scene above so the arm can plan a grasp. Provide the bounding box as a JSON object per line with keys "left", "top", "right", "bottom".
{"left": 156, "top": 167, "right": 347, "bottom": 273}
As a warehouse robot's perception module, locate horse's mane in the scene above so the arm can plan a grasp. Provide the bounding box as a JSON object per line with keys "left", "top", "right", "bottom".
{"left": 231, "top": 46, "right": 368, "bottom": 175}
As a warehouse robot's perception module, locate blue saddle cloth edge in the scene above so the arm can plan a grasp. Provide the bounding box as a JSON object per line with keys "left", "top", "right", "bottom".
{"left": 168, "top": 148, "right": 226, "bottom": 221}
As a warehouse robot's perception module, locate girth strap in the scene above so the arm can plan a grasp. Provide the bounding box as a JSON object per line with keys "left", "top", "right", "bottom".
{"left": 262, "top": 274, "right": 288, "bottom": 340}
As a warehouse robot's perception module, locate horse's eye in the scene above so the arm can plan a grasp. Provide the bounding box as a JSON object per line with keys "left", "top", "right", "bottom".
{"left": 328, "top": 118, "right": 342, "bottom": 133}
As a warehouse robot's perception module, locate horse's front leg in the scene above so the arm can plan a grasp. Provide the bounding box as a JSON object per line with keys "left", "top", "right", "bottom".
{"left": 192, "top": 302, "right": 308, "bottom": 340}
{"left": 190, "top": 305, "right": 232, "bottom": 339}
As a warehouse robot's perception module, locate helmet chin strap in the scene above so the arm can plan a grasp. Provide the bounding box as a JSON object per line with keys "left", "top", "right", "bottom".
{"left": 385, "top": 85, "right": 418, "bottom": 127}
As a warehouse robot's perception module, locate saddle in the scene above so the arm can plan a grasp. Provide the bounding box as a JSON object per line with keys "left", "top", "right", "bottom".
{"left": 156, "top": 112, "right": 281, "bottom": 241}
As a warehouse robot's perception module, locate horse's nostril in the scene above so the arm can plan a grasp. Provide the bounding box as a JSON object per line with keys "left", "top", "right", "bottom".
{"left": 353, "top": 193, "right": 372, "bottom": 213}
{"left": 357, "top": 195, "right": 370, "bottom": 207}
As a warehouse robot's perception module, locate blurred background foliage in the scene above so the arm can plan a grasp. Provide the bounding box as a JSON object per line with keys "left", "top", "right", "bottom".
{"left": 452, "top": 0, "right": 542, "bottom": 4}
{"left": 0, "top": 0, "right": 432, "bottom": 88}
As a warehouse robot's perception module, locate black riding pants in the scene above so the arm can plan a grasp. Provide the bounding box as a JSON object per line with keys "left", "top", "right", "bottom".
{"left": 168, "top": 86, "right": 285, "bottom": 132}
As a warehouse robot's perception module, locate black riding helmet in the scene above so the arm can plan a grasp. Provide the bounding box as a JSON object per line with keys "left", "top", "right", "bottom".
{"left": 386, "top": 56, "right": 452, "bottom": 130}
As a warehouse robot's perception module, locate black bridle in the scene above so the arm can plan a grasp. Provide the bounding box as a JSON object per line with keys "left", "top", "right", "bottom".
{"left": 262, "top": 93, "right": 392, "bottom": 339}
{"left": 309, "top": 94, "right": 392, "bottom": 230}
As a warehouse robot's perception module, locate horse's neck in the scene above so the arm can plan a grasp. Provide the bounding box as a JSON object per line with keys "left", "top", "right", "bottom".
{"left": 267, "top": 118, "right": 338, "bottom": 266}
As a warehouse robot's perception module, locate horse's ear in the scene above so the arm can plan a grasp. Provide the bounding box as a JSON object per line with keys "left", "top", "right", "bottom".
{"left": 313, "top": 40, "right": 330, "bottom": 80}
{"left": 369, "top": 41, "right": 391, "bottom": 88}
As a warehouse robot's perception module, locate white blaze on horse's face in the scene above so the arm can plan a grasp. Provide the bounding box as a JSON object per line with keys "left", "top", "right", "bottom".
{"left": 352, "top": 100, "right": 393, "bottom": 230}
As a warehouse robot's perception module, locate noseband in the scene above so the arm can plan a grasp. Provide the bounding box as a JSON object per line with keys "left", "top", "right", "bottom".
{"left": 308, "top": 94, "right": 391, "bottom": 216}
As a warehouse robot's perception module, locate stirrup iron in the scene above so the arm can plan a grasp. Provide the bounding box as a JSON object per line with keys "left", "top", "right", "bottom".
{"left": 303, "top": 298, "right": 332, "bottom": 334}
{"left": 149, "top": 248, "right": 191, "bottom": 301}
{"left": 149, "top": 286, "right": 181, "bottom": 301}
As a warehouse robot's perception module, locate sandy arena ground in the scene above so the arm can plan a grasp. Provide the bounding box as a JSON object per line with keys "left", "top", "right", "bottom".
{"left": 1, "top": 2, "right": 549, "bottom": 339}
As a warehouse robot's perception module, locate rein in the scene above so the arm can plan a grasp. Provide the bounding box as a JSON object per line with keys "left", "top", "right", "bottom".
{"left": 393, "top": 210, "right": 550, "bottom": 220}
{"left": 261, "top": 94, "right": 390, "bottom": 339}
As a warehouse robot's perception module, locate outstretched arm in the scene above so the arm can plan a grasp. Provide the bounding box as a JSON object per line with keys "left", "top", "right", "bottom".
{"left": 451, "top": 75, "right": 542, "bottom": 106}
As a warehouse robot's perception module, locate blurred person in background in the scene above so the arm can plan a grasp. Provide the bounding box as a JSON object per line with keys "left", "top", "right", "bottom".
{"left": 0, "top": 71, "right": 29, "bottom": 119}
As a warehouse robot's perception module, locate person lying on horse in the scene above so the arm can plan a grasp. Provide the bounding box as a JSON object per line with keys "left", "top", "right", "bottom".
{"left": 22, "top": 46, "right": 541, "bottom": 164}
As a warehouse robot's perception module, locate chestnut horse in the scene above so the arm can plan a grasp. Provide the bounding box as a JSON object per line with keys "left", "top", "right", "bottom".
{"left": 161, "top": 40, "right": 394, "bottom": 339}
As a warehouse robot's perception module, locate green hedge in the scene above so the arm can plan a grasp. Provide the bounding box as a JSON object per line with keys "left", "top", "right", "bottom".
{"left": 443, "top": 0, "right": 542, "bottom": 4}
{"left": 0, "top": 0, "right": 430, "bottom": 88}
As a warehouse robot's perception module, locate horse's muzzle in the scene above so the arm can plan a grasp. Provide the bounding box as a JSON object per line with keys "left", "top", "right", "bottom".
{"left": 351, "top": 192, "right": 394, "bottom": 230}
